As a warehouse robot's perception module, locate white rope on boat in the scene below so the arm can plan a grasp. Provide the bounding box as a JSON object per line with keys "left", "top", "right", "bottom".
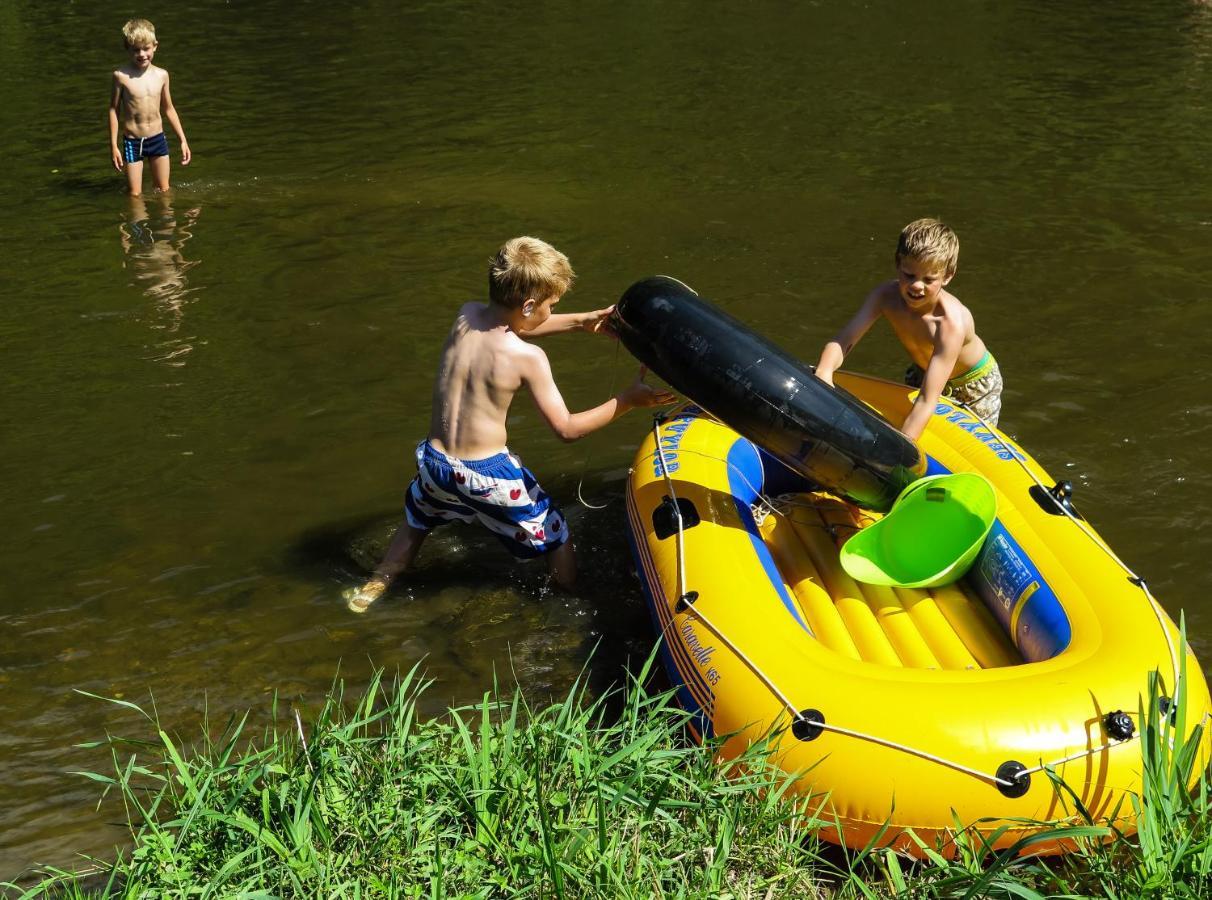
{"left": 679, "top": 588, "right": 1020, "bottom": 788}
{"left": 1017, "top": 738, "right": 1136, "bottom": 779}
{"left": 1014, "top": 709, "right": 1212, "bottom": 779}
{"left": 650, "top": 418, "right": 688, "bottom": 601}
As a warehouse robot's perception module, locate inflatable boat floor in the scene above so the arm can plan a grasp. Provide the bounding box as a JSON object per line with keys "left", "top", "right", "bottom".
{"left": 765, "top": 493, "right": 1021, "bottom": 670}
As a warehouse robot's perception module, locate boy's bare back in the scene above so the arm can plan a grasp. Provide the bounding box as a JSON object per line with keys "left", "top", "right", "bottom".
{"left": 428, "top": 296, "right": 668, "bottom": 460}
{"left": 428, "top": 302, "right": 541, "bottom": 460}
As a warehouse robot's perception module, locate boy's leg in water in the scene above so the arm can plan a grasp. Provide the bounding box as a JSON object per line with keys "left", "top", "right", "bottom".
{"left": 149, "top": 154, "right": 171, "bottom": 192}
{"left": 344, "top": 523, "right": 428, "bottom": 613}
{"left": 546, "top": 540, "right": 576, "bottom": 591}
{"left": 125, "top": 159, "right": 145, "bottom": 196}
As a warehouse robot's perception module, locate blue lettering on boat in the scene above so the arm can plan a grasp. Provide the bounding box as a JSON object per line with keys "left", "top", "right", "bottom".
{"left": 934, "top": 405, "right": 1024, "bottom": 461}
{"left": 652, "top": 414, "right": 697, "bottom": 476}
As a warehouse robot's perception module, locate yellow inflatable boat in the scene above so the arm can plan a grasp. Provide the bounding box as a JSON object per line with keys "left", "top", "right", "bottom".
{"left": 618, "top": 280, "right": 1211, "bottom": 855}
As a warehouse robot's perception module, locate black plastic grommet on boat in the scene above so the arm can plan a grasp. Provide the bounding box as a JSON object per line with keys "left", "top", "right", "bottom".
{"left": 792, "top": 709, "right": 825, "bottom": 742}
{"left": 1049, "top": 480, "right": 1073, "bottom": 505}
{"left": 995, "top": 760, "right": 1031, "bottom": 798}
{"left": 675, "top": 591, "right": 699, "bottom": 613}
{"left": 1103, "top": 710, "right": 1135, "bottom": 741}
{"left": 1159, "top": 696, "right": 1176, "bottom": 724}
{"left": 1030, "top": 480, "right": 1084, "bottom": 519}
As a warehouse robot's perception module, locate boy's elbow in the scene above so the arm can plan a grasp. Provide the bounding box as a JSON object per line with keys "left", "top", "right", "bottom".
{"left": 546, "top": 416, "right": 581, "bottom": 442}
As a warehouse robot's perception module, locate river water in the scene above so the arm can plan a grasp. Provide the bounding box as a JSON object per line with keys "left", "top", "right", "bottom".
{"left": 4, "top": 0, "right": 1212, "bottom": 880}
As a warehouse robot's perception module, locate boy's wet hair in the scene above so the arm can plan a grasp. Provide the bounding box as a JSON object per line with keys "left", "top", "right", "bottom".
{"left": 123, "top": 18, "right": 157, "bottom": 48}
{"left": 896, "top": 218, "right": 959, "bottom": 275}
{"left": 488, "top": 237, "right": 575, "bottom": 308}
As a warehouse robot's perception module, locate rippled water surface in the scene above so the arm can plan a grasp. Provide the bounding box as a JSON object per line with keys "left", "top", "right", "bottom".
{"left": 4, "top": 0, "right": 1212, "bottom": 880}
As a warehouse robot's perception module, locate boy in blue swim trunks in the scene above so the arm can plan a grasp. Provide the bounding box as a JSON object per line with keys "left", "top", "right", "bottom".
{"left": 814, "top": 218, "right": 1002, "bottom": 441}
{"left": 345, "top": 236, "right": 675, "bottom": 613}
{"left": 108, "top": 19, "right": 191, "bottom": 196}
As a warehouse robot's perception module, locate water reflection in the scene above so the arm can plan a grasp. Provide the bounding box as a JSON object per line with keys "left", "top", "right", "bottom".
{"left": 119, "top": 194, "right": 203, "bottom": 366}
{"left": 1185, "top": 1, "right": 1212, "bottom": 78}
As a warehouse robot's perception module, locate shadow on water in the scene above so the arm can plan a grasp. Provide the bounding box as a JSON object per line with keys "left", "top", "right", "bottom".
{"left": 285, "top": 489, "right": 659, "bottom": 697}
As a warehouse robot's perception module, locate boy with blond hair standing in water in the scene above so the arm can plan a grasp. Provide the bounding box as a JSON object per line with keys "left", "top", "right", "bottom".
{"left": 345, "top": 237, "right": 674, "bottom": 613}
{"left": 108, "top": 18, "right": 191, "bottom": 195}
{"left": 815, "top": 218, "right": 1002, "bottom": 441}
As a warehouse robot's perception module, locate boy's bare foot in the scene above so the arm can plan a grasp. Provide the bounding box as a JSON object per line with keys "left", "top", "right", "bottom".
{"left": 343, "top": 575, "right": 389, "bottom": 614}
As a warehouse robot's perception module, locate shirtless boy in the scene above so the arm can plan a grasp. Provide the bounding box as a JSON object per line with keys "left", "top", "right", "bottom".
{"left": 108, "top": 19, "right": 191, "bottom": 196}
{"left": 814, "top": 218, "right": 1002, "bottom": 442}
{"left": 344, "top": 236, "right": 675, "bottom": 613}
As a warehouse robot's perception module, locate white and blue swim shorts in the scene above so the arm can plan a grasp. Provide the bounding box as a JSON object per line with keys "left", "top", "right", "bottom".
{"left": 403, "top": 440, "right": 570, "bottom": 559}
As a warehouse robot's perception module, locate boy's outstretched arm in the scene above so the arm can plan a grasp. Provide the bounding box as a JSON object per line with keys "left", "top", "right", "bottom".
{"left": 522, "top": 305, "right": 615, "bottom": 339}
{"left": 108, "top": 74, "right": 124, "bottom": 171}
{"left": 900, "top": 325, "right": 963, "bottom": 442}
{"left": 160, "top": 73, "right": 191, "bottom": 165}
{"left": 814, "top": 290, "right": 883, "bottom": 386}
{"left": 522, "top": 349, "right": 674, "bottom": 441}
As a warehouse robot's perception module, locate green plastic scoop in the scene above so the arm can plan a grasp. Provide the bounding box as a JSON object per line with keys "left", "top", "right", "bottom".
{"left": 839, "top": 472, "right": 997, "bottom": 589}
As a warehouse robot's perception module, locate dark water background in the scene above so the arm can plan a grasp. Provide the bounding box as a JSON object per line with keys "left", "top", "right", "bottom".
{"left": 4, "top": 0, "right": 1212, "bottom": 881}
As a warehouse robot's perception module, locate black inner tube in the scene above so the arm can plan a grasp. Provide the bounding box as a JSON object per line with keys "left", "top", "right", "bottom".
{"left": 615, "top": 276, "right": 924, "bottom": 512}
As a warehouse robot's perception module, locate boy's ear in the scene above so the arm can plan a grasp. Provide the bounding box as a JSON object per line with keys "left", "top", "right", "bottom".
{"left": 521, "top": 298, "right": 536, "bottom": 318}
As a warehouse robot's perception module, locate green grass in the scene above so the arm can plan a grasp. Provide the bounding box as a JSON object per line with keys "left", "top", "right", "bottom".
{"left": 7, "top": 646, "right": 1212, "bottom": 899}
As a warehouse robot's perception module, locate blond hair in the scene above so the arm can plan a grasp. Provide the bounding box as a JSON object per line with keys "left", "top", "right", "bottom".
{"left": 488, "top": 237, "right": 575, "bottom": 308}
{"left": 896, "top": 218, "right": 959, "bottom": 276}
{"left": 122, "top": 18, "right": 157, "bottom": 48}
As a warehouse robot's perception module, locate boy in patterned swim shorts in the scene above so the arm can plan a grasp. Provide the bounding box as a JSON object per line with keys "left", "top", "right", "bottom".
{"left": 814, "top": 218, "right": 1002, "bottom": 441}
{"left": 345, "top": 237, "right": 674, "bottom": 613}
{"left": 108, "top": 19, "right": 191, "bottom": 195}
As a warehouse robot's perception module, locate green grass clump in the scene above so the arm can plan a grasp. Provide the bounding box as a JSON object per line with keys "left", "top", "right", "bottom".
{"left": 8, "top": 648, "right": 1212, "bottom": 899}
{"left": 11, "top": 655, "right": 833, "bottom": 898}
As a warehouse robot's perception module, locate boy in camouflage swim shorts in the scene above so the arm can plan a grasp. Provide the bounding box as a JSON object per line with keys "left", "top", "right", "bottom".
{"left": 815, "top": 218, "right": 1003, "bottom": 440}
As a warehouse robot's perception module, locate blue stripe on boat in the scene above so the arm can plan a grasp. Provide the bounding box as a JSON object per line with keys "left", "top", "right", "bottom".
{"left": 725, "top": 437, "right": 811, "bottom": 634}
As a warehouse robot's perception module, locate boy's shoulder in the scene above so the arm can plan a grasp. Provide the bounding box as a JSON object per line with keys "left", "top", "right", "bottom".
{"left": 937, "top": 287, "right": 970, "bottom": 314}
{"left": 450, "top": 301, "right": 539, "bottom": 353}
{"left": 869, "top": 279, "right": 901, "bottom": 307}
{"left": 113, "top": 62, "right": 168, "bottom": 82}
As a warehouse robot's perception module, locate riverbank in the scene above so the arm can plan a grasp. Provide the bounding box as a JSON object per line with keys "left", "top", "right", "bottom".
{"left": 9, "top": 656, "right": 1211, "bottom": 898}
